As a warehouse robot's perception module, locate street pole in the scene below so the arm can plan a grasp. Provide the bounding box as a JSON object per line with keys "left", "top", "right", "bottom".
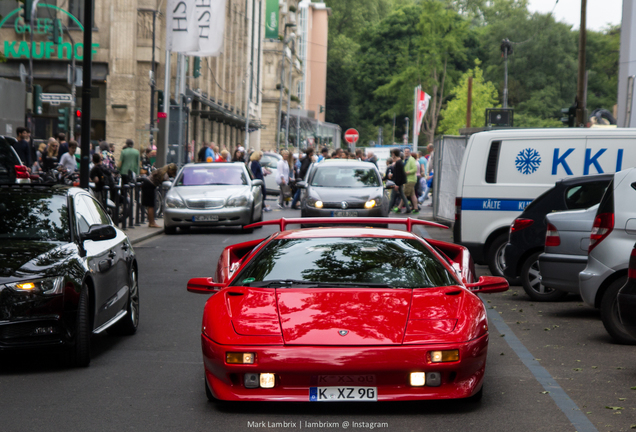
{"left": 466, "top": 76, "right": 473, "bottom": 128}
{"left": 285, "top": 41, "right": 295, "bottom": 150}
{"left": 79, "top": 0, "right": 94, "bottom": 189}
{"left": 412, "top": 86, "right": 418, "bottom": 153}
{"left": 405, "top": 117, "right": 410, "bottom": 146}
{"left": 392, "top": 113, "right": 396, "bottom": 144}
{"left": 176, "top": 53, "right": 186, "bottom": 168}
{"left": 244, "top": 60, "right": 252, "bottom": 150}
{"left": 157, "top": 49, "right": 171, "bottom": 167}
{"left": 276, "top": 24, "right": 295, "bottom": 152}
{"left": 150, "top": 10, "right": 157, "bottom": 148}
{"left": 576, "top": 0, "right": 588, "bottom": 126}
{"left": 503, "top": 46, "right": 508, "bottom": 109}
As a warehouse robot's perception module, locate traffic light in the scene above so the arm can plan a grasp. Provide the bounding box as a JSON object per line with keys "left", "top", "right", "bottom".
{"left": 319, "top": 105, "right": 324, "bottom": 113}
{"left": 157, "top": 90, "right": 164, "bottom": 112}
{"left": 75, "top": 109, "right": 81, "bottom": 120}
{"left": 561, "top": 106, "right": 576, "bottom": 128}
{"left": 33, "top": 84, "right": 42, "bottom": 115}
{"left": 21, "top": 0, "right": 33, "bottom": 24}
{"left": 57, "top": 107, "right": 69, "bottom": 132}
{"left": 193, "top": 57, "right": 201, "bottom": 78}
{"left": 48, "top": 19, "right": 62, "bottom": 44}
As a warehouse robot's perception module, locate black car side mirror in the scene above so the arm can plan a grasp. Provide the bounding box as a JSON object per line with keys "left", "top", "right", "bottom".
{"left": 80, "top": 224, "right": 117, "bottom": 243}
{"left": 296, "top": 181, "right": 307, "bottom": 189}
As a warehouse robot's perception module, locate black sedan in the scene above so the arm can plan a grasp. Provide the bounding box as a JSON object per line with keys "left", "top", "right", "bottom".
{"left": 298, "top": 160, "right": 390, "bottom": 220}
{"left": 0, "top": 184, "right": 139, "bottom": 366}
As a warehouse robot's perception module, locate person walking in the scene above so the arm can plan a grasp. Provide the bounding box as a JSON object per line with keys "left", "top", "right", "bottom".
{"left": 57, "top": 133, "right": 69, "bottom": 157}
{"left": 42, "top": 139, "right": 60, "bottom": 172}
{"left": 118, "top": 139, "right": 140, "bottom": 184}
{"left": 60, "top": 141, "right": 78, "bottom": 173}
{"left": 389, "top": 148, "right": 410, "bottom": 214}
{"left": 205, "top": 142, "right": 216, "bottom": 162}
{"left": 250, "top": 151, "right": 271, "bottom": 212}
{"left": 142, "top": 163, "right": 177, "bottom": 228}
{"left": 403, "top": 147, "right": 419, "bottom": 214}
{"left": 276, "top": 150, "right": 291, "bottom": 209}
{"left": 197, "top": 142, "right": 208, "bottom": 162}
{"left": 13, "top": 127, "right": 32, "bottom": 169}
{"left": 291, "top": 148, "right": 314, "bottom": 209}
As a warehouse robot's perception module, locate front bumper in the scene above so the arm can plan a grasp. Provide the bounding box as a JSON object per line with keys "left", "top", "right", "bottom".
{"left": 164, "top": 206, "right": 252, "bottom": 228}
{"left": 538, "top": 253, "right": 587, "bottom": 294}
{"left": 201, "top": 333, "right": 488, "bottom": 402}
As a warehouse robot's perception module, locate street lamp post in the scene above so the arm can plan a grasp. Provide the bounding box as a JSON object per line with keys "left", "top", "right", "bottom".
{"left": 285, "top": 39, "right": 295, "bottom": 150}
{"left": 276, "top": 23, "right": 296, "bottom": 152}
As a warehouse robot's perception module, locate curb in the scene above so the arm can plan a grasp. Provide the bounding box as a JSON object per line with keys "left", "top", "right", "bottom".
{"left": 130, "top": 229, "right": 164, "bottom": 245}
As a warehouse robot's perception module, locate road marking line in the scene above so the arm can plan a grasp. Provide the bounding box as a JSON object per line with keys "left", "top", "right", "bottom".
{"left": 485, "top": 304, "right": 598, "bottom": 432}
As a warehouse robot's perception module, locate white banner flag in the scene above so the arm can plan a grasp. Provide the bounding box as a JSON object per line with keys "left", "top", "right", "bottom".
{"left": 166, "top": 0, "right": 200, "bottom": 53}
{"left": 189, "top": 0, "right": 228, "bottom": 57}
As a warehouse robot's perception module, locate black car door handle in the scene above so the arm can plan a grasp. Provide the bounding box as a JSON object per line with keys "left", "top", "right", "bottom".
{"left": 108, "top": 250, "right": 117, "bottom": 259}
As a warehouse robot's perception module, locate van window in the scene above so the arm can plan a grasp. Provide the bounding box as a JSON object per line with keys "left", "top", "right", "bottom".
{"left": 485, "top": 141, "right": 501, "bottom": 183}
{"left": 565, "top": 181, "right": 610, "bottom": 210}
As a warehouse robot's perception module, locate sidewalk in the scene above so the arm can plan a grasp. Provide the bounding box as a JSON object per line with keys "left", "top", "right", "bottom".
{"left": 122, "top": 217, "right": 164, "bottom": 245}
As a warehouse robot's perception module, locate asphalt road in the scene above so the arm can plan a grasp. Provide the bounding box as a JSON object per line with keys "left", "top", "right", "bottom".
{"left": 1, "top": 206, "right": 635, "bottom": 432}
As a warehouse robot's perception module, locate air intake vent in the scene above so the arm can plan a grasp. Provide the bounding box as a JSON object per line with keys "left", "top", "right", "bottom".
{"left": 485, "top": 140, "right": 501, "bottom": 184}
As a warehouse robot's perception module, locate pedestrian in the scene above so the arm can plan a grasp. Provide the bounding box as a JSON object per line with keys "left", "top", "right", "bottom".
{"left": 90, "top": 153, "right": 111, "bottom": 197}
{"left": 403, "top": 147, "right": 419, "bottom": 214}
{"left": 42, "top": 139, "right": 60, "bottom": 172}
{"left": 355, "top": 148, "right": 363, "bottom": 161}
{"left": 276, "top": 149, "right": 291, "bottom": 208}
{"left": 389, "top": 148, "right": 410, "bottom": 214}
{"left": 60, "top": 140, "right": 78, "bottom": 173}
{"left": 366, "top": 151, "right": 378, "bottom": 167}
{"left": 205, "top": 142, "right": 216, "bottom": 163}
{"left": 291, "top": 147, "right": 314, "bottom": 209}
{"left": 118, "top": 138, "right": 140, "bottom": 184}
{"left": 141, "top": 147, "right": 153, "bottom": 174}
{"left": 142, "top": 163, "right": 177, "bottom": 228}
{"left": 318, "top": 147, "right": 329, "bottom": 162}
{"left": 215, "top": 149, "right": 230, "bottom": 162}
{"left": 232, "top": 148, "right": 244, "bottom": 162}
{"left": 33, "top": 142, "right": 46, "bottom": 172}
{"left": 99, "top": 141, "right": 116, "bottom": 171}
{"left": 197, "top": 142, "right": 208, "bottom": 162}
{"left": 13, "top": 127, "right": 32, "bottom": 169}
{"left": 57, "top": 133, "right": 69, "bottom": 157}
{"left": 250, "top": 151, "right": 271, "bottom": 212}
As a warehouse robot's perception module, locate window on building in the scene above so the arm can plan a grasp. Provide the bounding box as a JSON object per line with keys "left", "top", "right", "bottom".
{"left": 36, "top": 0, "right": 58, "bottom": 20}
{"left": 0, "top": 1, "right": 20, "bottom": 27}
{"left": 68, "top": 0, "right": 94, "bottom": 29}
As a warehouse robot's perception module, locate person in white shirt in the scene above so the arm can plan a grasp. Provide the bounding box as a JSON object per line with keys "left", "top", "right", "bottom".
{"left": 59, "top": 141, "right": 78, "bottom": 173}
{"left": 276, "top": 150, "right": 291, "bottom": 208}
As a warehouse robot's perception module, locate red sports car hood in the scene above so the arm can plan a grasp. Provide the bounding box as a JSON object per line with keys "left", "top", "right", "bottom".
{"left": 276, "top": 289, "right": 414, "bottom": 345}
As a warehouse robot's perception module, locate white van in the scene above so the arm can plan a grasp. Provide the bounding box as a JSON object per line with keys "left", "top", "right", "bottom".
{"left": 453, "top": 128, "right": 636, "bottom": 278}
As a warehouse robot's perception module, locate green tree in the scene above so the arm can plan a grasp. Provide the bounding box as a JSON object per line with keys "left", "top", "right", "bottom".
{"left": 438, "top": 62, "right": 499, "bottom": 134}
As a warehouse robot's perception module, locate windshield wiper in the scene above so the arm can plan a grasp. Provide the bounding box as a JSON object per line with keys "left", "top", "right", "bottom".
{"left": 247, "top": 279, "right": 393, "bottom": 288}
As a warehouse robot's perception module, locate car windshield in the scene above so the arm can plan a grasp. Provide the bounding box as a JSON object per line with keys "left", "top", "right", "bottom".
{"left": 0, "top": 192, "right": 70, "bottom": 242}
{"left": 231, "top": 237, "right": 458, "bottom": 288}
{"left": 176, "top": 166, "right": 248, "bottom": 186}
{"left": 310, "top": 166, "right": 380, "bottom": 188}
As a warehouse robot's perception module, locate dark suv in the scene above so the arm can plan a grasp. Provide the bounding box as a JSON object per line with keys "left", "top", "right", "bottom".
{"left": 503, "top": 174, "right": 612, "bottom": 300}
{"left": 0, "top": 184, "right": 139, "bottom": 366}
{"left": 0, "top": 136, "right": 29, "bottom": 184}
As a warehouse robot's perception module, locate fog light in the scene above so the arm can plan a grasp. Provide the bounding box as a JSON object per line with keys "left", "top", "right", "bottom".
{"left": 244, "top": 373, "right": 259, "bottom": 389}
{"left": 226, "top": 352, "right": 255, "bottom": 364}
{"left": 410, "top": 372, "right": 426, "bottom": 386}
{"left": 430, "top": 350, "right": 459, "bottom": 363}
{"left": 426, "top": 372, "right": 442, "bottom": 387}
{"left": 260, "top": 373, "right": 276, "bottom": 388}
{"left": 315, "top": 200, "right": 323, "bottom": 209}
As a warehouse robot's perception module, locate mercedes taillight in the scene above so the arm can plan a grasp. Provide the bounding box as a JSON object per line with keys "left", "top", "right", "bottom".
{"left": 15, "top": 165, "right": 29, "bottom": 179}
{"left": 545, "top": 223, "right": 560, "bottom": 247}
{"left": 589, "top": 213, "right": 614, "bottom": 253}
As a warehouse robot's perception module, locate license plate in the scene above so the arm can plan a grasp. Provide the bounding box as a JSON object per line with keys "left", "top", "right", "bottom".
{"left": 192, "top": 215, "right": 219, "bottom": 222}
{"left": 331, "top": 211, "right": 358, "bottom": 217}
{"left": 309, "top": 387, "right": 377, "bottom": 402}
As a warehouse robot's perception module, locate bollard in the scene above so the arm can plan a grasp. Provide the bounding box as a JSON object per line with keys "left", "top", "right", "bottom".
{"left": 135, "top": 182, "right": 142, "bottom": 226}
{"left": 102, "top": 185, "right": 110, "bottom": 211}
{"left": 113, "top": 185, "right": 121, "bottom": 227}
{"left": 128, "top": 183, "right": 134, "bottom": 228}
{"left": 122, "top": 185, "right": 130, "bottom": 230}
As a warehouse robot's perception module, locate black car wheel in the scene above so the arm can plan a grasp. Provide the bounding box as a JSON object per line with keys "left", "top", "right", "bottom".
{"left": 601, "top": 276, "right": 636, "bottom": 345}
{"left": 108, "top": 267, "right": 140, "bottom": 336}
{"left": 520, "top": 252, "right": 567, "bottom": 301}
{"left": 487, "top": 234, "right": 508, "bottom": 278}
{"left": 164, "top": 225, "right": 177, "bottom": 235}
{"left": 67, "top": 283, "right": 91, "bottom": 367}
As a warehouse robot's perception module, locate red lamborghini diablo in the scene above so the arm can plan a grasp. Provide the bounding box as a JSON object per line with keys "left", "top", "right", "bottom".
{"left": 187, "top": 218, "right": 508, "bottom": 402}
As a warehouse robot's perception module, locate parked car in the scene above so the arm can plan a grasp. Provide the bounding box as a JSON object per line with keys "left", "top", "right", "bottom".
{"left": 298, "top": 160, "right": 389, "bottom": 220}
{"left": 503, "top": 174, "right": 611, "bottom": 300}
{"left": 0, "top": 184, "right": 139, "bottom": 366}
{"left": 187, "top": 217, "right": 508, "bottom": 402}
{"left": 617, "top": 242, "right": 636, "bottom": 339}
{"left": 538, "top": 204, "right": 598, "bottom": 298}
{"left": 579, "top": 168, "right": 636, "bottom": 344}
{"left": 163, "top": 163, "right": 264, "bottom": 234}
{"left": 0, "top": 136, "right": 30, "bottom": 184}
{"left": 261, "top": 152, "right": 282, "bottom": 195}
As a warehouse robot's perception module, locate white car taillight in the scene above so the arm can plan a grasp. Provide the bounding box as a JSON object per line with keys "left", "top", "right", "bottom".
{"left": 589, "top": 212, "right": 614, "bottom": 253}
{"left": 545, "top": 223, "right": 560, "bottom": 247}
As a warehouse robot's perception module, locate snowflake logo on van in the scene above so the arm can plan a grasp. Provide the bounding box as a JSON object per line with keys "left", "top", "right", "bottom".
{"left": 515, "top": 148, "right": 542, "bottom": 175}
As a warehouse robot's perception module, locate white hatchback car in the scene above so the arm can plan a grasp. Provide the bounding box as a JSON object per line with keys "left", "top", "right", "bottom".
{"left": 579, "top": 167, "right": 636, "bottom": 344}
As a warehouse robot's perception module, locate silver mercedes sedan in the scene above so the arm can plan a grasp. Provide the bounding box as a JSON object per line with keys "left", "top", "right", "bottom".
{"left": 163, "top": 163, "right": 263, "bottom": 234}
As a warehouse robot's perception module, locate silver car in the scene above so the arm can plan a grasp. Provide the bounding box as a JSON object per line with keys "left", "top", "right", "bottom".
{"left": 579, "top": 168, "right": 636, "bottom": 344}
{"left": 538, "top": 204, "right": 598, "bottom": 295}
{"left": 163, "top": 163, "right": 263, "bottom": 234}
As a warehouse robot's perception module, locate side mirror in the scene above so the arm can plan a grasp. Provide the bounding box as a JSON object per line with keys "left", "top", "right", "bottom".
{"left": 80, "top": 224, "right": 117, "bottom": 242}
{"left": 296, "top": 181, "right": 307, "bottom": 189}
{"left": 187, "top": 277, "right": 225, "bottom": 294}
{"left": 252, "top": 179, "right": 263, "bottom": 187}
{"left": 162, "top": 181, "right": 173, "bottom": 189}
{"left": 465, "top": 276, "right": 509, "bottom": 294}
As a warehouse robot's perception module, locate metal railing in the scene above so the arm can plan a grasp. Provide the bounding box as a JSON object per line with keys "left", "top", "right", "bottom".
{"left": 91, "top": 181, "right": 163, "bottom": 229}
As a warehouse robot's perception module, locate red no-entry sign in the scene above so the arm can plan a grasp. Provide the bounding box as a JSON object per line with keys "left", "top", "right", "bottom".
{"left": 344, "top": 128, "right": 359, "bottom": 144}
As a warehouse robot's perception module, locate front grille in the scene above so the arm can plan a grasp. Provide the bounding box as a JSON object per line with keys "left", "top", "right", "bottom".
{"left": 0, "top": 321, "right": 60, "bottom": 340}
{"left": 186, "top": 198, "right": 225, "bottom": 209}
{"left": 322, "top": 201, "right": 366, "bottom": 209}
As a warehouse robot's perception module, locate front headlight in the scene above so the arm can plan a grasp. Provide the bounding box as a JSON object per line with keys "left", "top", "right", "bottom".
{"left": 165, "top": 194, "right": 186, "bottom": 209}
{"left": 6, "top": 276, "right": 64, "bottom": 295}
{"left": 307, "top": 198, "right": 323, "bottom": 208}
{"left": 226, "top": 195, "right": 249, "bottom": 207}
{"left": 365, "top": 197, "right": 382, "bottom": 209}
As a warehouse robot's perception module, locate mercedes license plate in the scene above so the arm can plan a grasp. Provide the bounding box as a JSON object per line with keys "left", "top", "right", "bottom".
{"left": 331, "top": 211, "right": 358, "bottom": 217}
{"left": 309, "top": 387, "right": 377, "bottom": 402}
{"left": 192, "top": 215, "right": 219, "bottom": 222}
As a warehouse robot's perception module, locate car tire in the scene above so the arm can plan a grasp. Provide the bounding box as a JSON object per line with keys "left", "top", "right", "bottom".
{"left": 520, "top": 252, "right": 567, "bottom": 301}
{"left": 487, "top": 233, "right": 509, "bottom": 279}
{"left": 67, "top": 283, "right": 91, "bottom": 367}
{"left": 108, "top": 267, "right": 140, "bottom": 336}
{"left": 601, "top": 276, "right": 636, "bottom": 345}
{"left": 164, "top": 225, "right": 177, "bottom": 235}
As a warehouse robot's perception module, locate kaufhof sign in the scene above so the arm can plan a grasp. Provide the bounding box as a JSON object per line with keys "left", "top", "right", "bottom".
{"left": 0, "top": 5, "right": 99, "bottom": 60}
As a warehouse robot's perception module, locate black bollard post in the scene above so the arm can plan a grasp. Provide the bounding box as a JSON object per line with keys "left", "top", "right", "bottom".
{"left": 135, "top": 182, "right": 142, "bottom": 226}
{"left": 113, "top": 185, "right": 121, "bottom": 227}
